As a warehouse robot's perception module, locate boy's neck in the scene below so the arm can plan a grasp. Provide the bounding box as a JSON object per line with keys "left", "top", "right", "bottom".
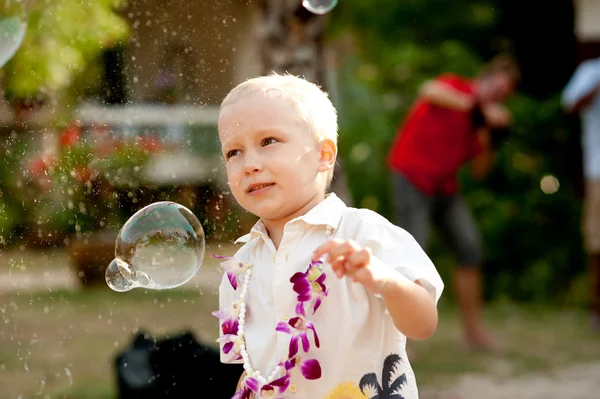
{"left": 262, "top": 192, "right": 326, "bottom": 250}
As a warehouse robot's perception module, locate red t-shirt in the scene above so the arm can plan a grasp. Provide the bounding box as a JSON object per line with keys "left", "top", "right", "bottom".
{"left": 387, "top": 73, "right": 482, "bottom": 196}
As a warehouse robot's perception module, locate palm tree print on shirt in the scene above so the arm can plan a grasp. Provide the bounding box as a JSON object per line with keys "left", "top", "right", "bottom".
{"left": 359, "top": 354, "right": 408, "bottom": 399}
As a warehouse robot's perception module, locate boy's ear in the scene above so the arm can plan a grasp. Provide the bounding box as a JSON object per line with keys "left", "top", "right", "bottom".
{"left": 318, "top": 139, "right": 337, "bottom": 173}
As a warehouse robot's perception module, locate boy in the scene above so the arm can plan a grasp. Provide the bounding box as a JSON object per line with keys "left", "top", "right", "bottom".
{"left": 215, "top": 73, "right": 443, "bottom": 399}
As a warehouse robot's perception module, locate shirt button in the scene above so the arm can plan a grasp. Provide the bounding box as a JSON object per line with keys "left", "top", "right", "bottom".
{"left": 270, "top": 254, "right": 276, "bottom": 262}
{"left": 289, "top": 384, "right": 297, "bottom": 393}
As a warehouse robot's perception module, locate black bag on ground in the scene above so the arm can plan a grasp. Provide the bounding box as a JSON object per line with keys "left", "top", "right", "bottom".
{"left": 115, "top": 330, "right": 243, "bottom": 398}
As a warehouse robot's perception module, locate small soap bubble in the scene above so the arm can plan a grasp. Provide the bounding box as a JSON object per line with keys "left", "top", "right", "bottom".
{"left": 106, "top": 202, "right": 205, "bottom": 292}
{"left": 0, "top": 16, "right": 27, "bottom": 68}
{"left": 105, "top": 259, "right": 135, "bottom": 292}
{"left": 302, "top": 0, "right": 338, "bottom": 15}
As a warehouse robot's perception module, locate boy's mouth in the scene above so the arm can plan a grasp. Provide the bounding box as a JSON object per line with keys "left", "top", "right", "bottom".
{"left": 247, "top": 183, "right": 275, "bottom": 193}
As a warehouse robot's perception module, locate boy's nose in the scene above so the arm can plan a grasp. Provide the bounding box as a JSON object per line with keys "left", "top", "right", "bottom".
{"left": 243, "top": 153, "right": 263, "bottom": 175}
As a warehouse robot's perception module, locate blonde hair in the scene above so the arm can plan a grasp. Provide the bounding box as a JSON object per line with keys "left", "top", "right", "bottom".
{"left": 221, "top": 72, "right": 338, "bottom": 184}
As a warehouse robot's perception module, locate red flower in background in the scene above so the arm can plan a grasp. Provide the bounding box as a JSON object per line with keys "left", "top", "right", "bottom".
{"left": 27, "top": 155, "right": 54, "bottom": 191}
{"left": 28, "top": 157, "right": 50, "bottom": 176}
{"left": 135, "top": 135, "right": 162, "bottom": 153}
{"left": 60, "top": 121, "right": 83, "bottom": 148}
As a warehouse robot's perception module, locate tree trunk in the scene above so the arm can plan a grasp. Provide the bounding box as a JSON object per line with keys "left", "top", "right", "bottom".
{"left": 255, "top": 0, "right": 353, "bottom": 205}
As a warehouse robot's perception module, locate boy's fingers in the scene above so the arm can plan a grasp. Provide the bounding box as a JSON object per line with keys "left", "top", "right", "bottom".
{"left": 346, "top": 249, "right": 370, "bottom": 273}
{"left": 324, "top": 242, "right": 352, "bottom": 262}
{"left": 312, "top": 239, "right": 342, "bottom": 261}
{"left": 313, "top": 240, "right": 365, "bottom": 280}
{"left": 330, "top": 259, "right": 346, "bottom": 278}
{"left": 322, "top": 240, "right": 359, "bottom": 263}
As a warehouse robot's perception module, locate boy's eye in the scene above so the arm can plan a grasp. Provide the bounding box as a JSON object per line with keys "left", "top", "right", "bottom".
{"left": 261, "top": 137, "right": 278, "bottom": 146}
{"left": 226, "top": 149, "right": 240, "bottom": 159}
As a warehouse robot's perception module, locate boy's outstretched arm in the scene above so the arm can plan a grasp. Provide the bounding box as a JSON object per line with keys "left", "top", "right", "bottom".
{"left": 376, "top": 272, "right": 438, "bottom": 340}
{"left": 313, "top": 239, "right": 438, "bottom": 340}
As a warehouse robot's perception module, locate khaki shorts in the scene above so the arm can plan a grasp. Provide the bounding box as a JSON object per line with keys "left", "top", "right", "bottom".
{"left": 584, "top": 180, "right": 600, "bottom": 253}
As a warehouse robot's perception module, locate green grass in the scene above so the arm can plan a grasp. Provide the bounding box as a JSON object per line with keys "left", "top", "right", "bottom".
{"left": 0, "top": 288, "right": 219, "bottom": 398}
{"left": 46, "top": 383, "right": 115, "bottom": 399}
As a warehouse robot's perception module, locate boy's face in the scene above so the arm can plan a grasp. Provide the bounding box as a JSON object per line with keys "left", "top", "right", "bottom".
{"left": 218, "top": 95, "right": 331, "bottom": 223}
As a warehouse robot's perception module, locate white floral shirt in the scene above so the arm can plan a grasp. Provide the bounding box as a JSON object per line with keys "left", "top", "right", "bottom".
{"left": 218, "top": 193, "right": 444, "bottom": 399}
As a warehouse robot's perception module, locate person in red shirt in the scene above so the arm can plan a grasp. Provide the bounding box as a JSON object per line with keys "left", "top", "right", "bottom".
{"left": 388, "top": 55, "right": 520, "bottom": 350}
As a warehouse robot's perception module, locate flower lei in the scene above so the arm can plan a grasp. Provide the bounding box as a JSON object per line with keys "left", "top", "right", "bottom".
{"left": 212, "top": 252, "right": 329, "bottom": 399}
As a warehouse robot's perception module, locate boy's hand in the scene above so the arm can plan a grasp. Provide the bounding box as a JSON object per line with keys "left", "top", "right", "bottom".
{"left": 313, "top": 239, "right": 439, "bottom": 340}
{"left": 312, "top": 238, "right": 393, "bottom": 294}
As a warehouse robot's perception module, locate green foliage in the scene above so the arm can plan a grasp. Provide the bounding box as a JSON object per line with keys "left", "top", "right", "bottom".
{"left": 0, "top": 132, "right": 33, "bottom": 244}
{"left": 13, "top": 134, "right": 155, "bottom": 241}
{"left": 1, "top": 0, "right": 129, "bottom": 101}
{"left": 331, "top": 0, "right": 501, "bottom": 214}
{"left": 331, "top": 1, "right": 585, "bottom": 304}
{"left": 461, "top": 95, "right": 584, "bottom": 303}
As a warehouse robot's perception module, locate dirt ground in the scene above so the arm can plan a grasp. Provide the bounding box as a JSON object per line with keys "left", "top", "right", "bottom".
{"left": 419, "top": 362, "right": 600, "bottom": 399}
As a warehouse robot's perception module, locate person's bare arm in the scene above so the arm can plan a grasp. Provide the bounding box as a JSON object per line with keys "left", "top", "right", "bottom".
{"left": 481, "top": 103, "right": 512, "bottom": 128}
{"left": 470, "top": 128, "right": 495, "bottom": 180}
{"left": 419, "top": 80, "right": 476, "bottom": 111}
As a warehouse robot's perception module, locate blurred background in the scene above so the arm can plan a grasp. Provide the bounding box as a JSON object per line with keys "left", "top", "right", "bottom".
{"left": 0, "top": 0, "right": 599, "bottom": 398}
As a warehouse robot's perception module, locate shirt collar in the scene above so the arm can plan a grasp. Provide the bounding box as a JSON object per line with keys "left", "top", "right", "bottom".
{"left": 234, "top": 193, "right": 347, "bottom": 244}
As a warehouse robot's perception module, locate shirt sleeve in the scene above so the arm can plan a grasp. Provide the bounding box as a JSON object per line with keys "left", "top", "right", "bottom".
{"left": 562, "top": 61, "right": 600, "bottom": 110}
{"left": 350, "top": 209, "right": 444, "bottom": 304}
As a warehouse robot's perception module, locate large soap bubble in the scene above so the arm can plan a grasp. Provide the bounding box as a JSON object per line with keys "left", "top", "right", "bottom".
{"left": 106, "top": 202, "right": 205, "bottom": 292}
{"left": 302, "top": 0, "right": 338, "bottom": 15}
{"left": 0, "top": 16, "right": 27, "bottom": 68}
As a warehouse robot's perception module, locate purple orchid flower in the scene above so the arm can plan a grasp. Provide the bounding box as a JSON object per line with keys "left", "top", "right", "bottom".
{"left": 259, "top": 372, "right": 291, "bottom": 397}
{"left": 284, "top": 356, "right": 322, "bottom": 381}
{"left": 231, "top": 387, "right": 252, "bottom": 399}
{"left": 214, "top": 315, "right": 243, "bottom": 361}
{"left": 276, "top": 316, "right": 320, "bottom": 358}
{"left": 211, "top": 254, "right": 253, "bottom": 290}
{"left": 219, "top": 316, "right": 239, "bottom": 339}
{"left": 231, "top": 376, "right": 262, "bottom": 399}
{"left": 236, "top": 361, "right": 294, "bottom": 399}
{"left": 290, "top": 260, "right": 328, "bottom": 314}
{"left": 212, "top": 299, "right": 245, "bottom": 321}
{"left": 231, "top": 384, "right": 255, "bottom": 399}
{"left": 298, "top": 358, "right": 322, "bottom": 380}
